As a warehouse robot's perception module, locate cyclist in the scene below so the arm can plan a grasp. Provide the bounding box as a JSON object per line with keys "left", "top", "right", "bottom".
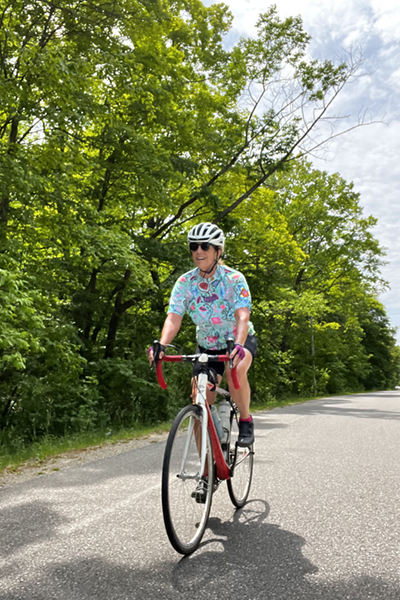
{"left": 148, "top": 222, "right": 257, "bottom": 447}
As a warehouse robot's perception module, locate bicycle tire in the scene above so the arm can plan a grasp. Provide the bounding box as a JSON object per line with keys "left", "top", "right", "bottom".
{"left": 227, "top": 409, "right": 254, "bottom": 508}
{"left": 162, "top": 404, "right": 214, "bottom": 555}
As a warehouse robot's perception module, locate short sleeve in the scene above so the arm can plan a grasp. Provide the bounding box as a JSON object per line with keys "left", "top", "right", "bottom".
{"left": 232, "top": 272, "right": 252, "bottom": 312}
{"left": 167, "top": 276, "right": 188, "bottom": 316}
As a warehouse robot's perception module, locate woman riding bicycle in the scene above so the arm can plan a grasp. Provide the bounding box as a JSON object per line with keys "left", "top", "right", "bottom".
{"left": 149, "top": 222, "right": 257, "bottom": 447}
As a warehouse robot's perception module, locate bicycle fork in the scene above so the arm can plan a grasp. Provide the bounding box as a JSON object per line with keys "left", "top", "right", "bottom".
{"left": 176, "top": 368, "right": 209, "bottom": 482}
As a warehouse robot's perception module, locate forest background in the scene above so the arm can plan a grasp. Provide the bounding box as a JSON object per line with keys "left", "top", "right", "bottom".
{"left": 1, "top": 0, "right": 399, "bottom": 455}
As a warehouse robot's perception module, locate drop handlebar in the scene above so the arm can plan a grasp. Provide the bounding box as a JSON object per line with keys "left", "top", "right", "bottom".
{"left": 155, "top": 354, "right": 240, "bottom": 391}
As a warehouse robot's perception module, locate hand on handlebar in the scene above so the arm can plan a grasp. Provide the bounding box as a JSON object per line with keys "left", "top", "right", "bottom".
{"left": 227, "top": 338, "right": 245, "bottom": 369}
{"left": 148, "top": 341, "right": 165, "bottom": 367}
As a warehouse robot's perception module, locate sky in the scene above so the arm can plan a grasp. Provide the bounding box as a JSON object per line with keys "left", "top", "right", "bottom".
{"left": 204, "top": 0, "right": 400, "bottom": 342}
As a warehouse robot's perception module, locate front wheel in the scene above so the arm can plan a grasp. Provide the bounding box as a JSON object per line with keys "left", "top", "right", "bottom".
{"left": 162, "top": 404, "right": 214, "bottom": 555}
{"left": 227, "top": 409, "right": 254, "bottom": 508}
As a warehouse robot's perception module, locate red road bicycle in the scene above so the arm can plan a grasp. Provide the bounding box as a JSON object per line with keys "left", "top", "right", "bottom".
{"left": 153, "top": 340, "right": 254, "bottom": 555}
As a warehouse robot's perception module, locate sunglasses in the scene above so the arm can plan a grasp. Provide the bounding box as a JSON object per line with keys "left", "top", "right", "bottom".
{"left": 189, "top": 242, "right": 214, "bottom": 252}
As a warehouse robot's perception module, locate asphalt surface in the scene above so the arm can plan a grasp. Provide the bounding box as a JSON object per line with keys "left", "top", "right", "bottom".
{"left": 1, "top": 391, "right": 399, "bottom": 600}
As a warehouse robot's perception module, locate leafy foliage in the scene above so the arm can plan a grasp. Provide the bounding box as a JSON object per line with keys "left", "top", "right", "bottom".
{"left": 0, "top": 1, "right": 398, "bottom": 448}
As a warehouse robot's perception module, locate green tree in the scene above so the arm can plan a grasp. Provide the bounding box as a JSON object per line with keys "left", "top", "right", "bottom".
{"left": 0, "top": 0, "right": 240, "bottom": 438}
{"left": 0, "top": 1, "right": 394, "bottom": 446}
{"left": 256, "top": 161, "right": 389, "bottom": 396}
{"left": 359, "top": 299, "right": 400, "bottom": 390}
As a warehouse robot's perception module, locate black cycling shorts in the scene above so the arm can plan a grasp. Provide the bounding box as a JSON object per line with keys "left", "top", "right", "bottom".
{"left": 194, "top": 334, "right": 257, "bottom": 378}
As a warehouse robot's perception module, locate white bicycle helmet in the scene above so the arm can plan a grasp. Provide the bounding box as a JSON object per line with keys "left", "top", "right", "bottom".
{"left": 187, "top": 222, "right": 225, "bottom": 251}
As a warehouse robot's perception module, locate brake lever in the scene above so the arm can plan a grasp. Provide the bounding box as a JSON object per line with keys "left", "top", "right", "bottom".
{"left": 226, "top": 337, "right": 235, "bottom": 369}
{"left": 150, "top": 340, "right": 161, "bottom": 370}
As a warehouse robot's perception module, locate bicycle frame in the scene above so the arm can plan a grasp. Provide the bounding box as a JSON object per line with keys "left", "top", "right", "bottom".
{"left": 195, "top": 357, "right": 230, "bottom": 481}
{"left": 156, "top": 351, "right": 240, "bottom": 482}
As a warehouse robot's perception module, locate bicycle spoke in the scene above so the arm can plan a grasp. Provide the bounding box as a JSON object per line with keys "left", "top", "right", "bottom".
{"left": 162, "top": 405, "right": 213, "bottom": 554}
{"left": 227, "top": 410, "right": 254, "bottom": 508}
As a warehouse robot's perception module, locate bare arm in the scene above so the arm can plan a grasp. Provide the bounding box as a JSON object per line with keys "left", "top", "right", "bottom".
{"left": 234, "top": 307, "right": 250, "bottom": 346}
{"left": 148, "top": 312, "right": 183, "bottom": 363}
{"left": 230, "top": 307, "right": 250, "bottom": 366}
{"left": 160, "top": 312, "right": 183, "bottom": 346}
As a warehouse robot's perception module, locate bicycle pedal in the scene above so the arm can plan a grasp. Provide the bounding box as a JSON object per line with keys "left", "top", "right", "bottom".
{"left": 191, "top": 479, "right": 208, "bottom": 504}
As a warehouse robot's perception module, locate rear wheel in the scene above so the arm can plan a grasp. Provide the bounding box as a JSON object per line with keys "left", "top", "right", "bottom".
{"left": 162, "top": 405, "right": 213, "bottom": 554}
{"left": 227, "top": 409, "right": 254, "bottom": 508}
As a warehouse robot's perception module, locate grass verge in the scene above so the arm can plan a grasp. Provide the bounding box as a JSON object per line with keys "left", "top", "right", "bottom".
{"left": 0, "top": 423, "right": 171, "bottom": 475}
{"left": 0, "top": 389, "right": 372, "bottom": 476}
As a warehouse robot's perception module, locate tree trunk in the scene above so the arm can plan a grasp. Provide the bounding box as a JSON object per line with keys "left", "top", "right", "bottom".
{"left": 0, "top": 118, "right": 19, "bottom": 242}
{"left": 104, "top": 269, "right": 131, "bottom": 358}
{"left": 0, "top": 386, "right": 18, "bottom": 430}
{"left": 82, "top": 268, "right": 98, "bottom": 341}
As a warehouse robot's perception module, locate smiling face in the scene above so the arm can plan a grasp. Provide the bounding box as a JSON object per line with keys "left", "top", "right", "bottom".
{"left": 191, "top": 244, "right": 221, "bottom": 276}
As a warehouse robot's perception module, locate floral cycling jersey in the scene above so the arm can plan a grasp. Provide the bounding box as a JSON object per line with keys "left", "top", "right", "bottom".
{"left": 167, "top": 264, "right": 255, "bottom": 350}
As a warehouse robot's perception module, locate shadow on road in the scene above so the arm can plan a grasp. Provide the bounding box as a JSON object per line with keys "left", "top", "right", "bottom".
{"left": 0, "top": 501, "right": 67, "bottom": 558}
{"left": 1, "top": 499, "right": 398, "bottom": 600}
{"left": 172, "top": 499, "right": 318, "bottom": 596}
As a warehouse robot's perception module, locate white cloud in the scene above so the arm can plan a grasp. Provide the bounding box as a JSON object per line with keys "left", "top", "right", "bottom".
{"left": 204, "top": 0, "right": 400, "bottom": 340}
{"left": 388, "top": 68, "right": 400, "bottom": 92}
{"left": 311, "top": 122, "right": 400, "bottom": 301}
{"left": 372, "top": 3, "right": 400, "bottom": 43}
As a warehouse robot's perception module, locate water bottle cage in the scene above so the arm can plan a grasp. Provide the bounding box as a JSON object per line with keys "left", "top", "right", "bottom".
{"left": 217, "top": 399, "right": 231, "bottom": 445}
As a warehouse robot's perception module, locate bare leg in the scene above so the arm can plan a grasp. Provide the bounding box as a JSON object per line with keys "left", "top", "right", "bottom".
{"left": 225, "top": 350, "right": 253, "bottom": 419}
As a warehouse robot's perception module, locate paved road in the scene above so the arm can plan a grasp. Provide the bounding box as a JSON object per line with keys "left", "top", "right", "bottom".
{"left": 1, "top": 391, "right": 399, "bottom": 599}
